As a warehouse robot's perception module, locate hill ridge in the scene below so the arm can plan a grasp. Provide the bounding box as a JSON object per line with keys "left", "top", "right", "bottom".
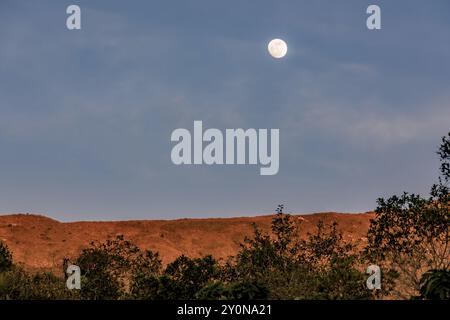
{"left": 0, "top": 212, "right": 374, "bottom": 272}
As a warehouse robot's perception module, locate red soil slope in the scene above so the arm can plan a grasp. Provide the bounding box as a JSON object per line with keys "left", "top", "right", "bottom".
{"left": 0, "top": 212, "right": 374, "bottom": 272}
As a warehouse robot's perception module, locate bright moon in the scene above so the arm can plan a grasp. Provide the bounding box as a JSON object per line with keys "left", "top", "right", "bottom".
{"left": 268, "top": 39, "right": 288, "bottom": 59}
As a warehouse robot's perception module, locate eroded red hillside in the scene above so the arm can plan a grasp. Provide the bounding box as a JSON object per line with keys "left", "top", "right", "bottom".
{"left": 0, "top": 212, "right": 374, "bottom": 272}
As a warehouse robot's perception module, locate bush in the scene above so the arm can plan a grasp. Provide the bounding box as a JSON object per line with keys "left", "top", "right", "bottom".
{"left": 195, "top": 281, "right": 268, "bottom": 300}
{"left": 366, "top": 133, "right": 449, "bottom": 298}
{"left": 0, "top": 242, "right": 13, "bottom": 273}
{"left": 162, "top": 255, "right": 219, "bottom": 299}
{"left": 0, "top": 267, "right": 72, "bottom": 300}
{"left": 74, "top": 235, "right": 140, "bottom": 299}
{"left": 232, "top": 206, "right": 373, "bottom": 300}
{"left": 419, "top": 270, "right": 450, "bottom": 300}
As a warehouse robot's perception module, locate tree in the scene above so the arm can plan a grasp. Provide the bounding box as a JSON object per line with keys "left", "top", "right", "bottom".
{"left": 233, "top": 205, "right": 372, "bottom": 299}
{"left": 294, "top": 221, "right": 373, "bottom": 300}
{"left": 130, "top": 254, "right": 220, "bottom": 300}
{"left": 162, "top": 255, "right": 219, "bottom": 299}
{"left": 74, "top": 235, "right": 141, "bottom": 299}
{"left": 0, "top": 242, "right": 13, "bottom": 273}
{"left": 130, "top": 250, "right": 162, "bottom": 299}
{"left": 366, "top": 133, "right": 450, "bottom": 298}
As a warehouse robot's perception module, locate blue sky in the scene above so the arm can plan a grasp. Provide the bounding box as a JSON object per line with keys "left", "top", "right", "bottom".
{"left": 0, "top": 0, "right": 449, "bottom": 221}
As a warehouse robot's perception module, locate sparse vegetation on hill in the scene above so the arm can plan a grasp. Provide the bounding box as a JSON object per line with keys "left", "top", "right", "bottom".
{"left": 0, "top": 212, "right": 375, "bottom": 300}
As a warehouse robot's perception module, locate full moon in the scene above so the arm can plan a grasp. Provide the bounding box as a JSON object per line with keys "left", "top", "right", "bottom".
{"left": 268, "top": 38, "right": 288, "bottom": 59}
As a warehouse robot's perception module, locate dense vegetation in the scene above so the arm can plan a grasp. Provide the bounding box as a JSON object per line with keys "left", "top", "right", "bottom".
{"left": 0, "top": 133, "right": 448, "bottom": 300}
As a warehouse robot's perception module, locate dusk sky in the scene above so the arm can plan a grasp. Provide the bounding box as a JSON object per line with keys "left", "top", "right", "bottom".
{"left": 1, "top": 0, "right": 449, "bottom": 221}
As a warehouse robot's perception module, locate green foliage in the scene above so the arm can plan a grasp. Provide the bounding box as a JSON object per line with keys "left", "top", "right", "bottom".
{"left": 0, "top": 242, "right": 13, "bottom": 273}
{"left": 272, "top": 204, "right": 296, "bottom": 253}
{"left": 74, "top": 235, "right": 140, "bottom": 299}
{"left": 130, "top": 250, "right": 163, "bottom": 299}
{"left": 419, "top": 270, "right": 450, "bottom": 300}
{"left": 295, "top": 222, "right": 374, "bottom": 300}
{"left": 0, "top": 268, "right": 72, "bottom": 300}
{"left": 195, "top": 282, "right": 229, "bottom": 300}
{"left": 233, "top": 206, "right": 372, "bottom": 300}
{"left": 366, "top": 133, "right": 450, "bottom": 298}
{"left": 312, "top": 255, "right": 371, "bottom": 300}
{"left": 368, "top": 193, "right": 430, "bottom": 257}
{"left": 0, "top": 241, "right": 73, "bottom": 300}
{"left": 227, "top": 281, "right": 268, "bottom": 300}
{"left": 130, "top": 254, "right": 219, "bottom": 300}
{"left": 437, "top": 132, "right": 450, "bottom": 182}
{"left": 72, "top": 208, "right": 372, "bottom": 300}
{"left": 162, "top": 255, "right": 219, "bottom": 299}
{"left": 0, "top": 268, "right": 32, "bottom": 300}
{"left": 3, "top": 132, "right": 448, "bottom": 300}
{"left": 196, "top": 281, "right": 268, "bottom": 300}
